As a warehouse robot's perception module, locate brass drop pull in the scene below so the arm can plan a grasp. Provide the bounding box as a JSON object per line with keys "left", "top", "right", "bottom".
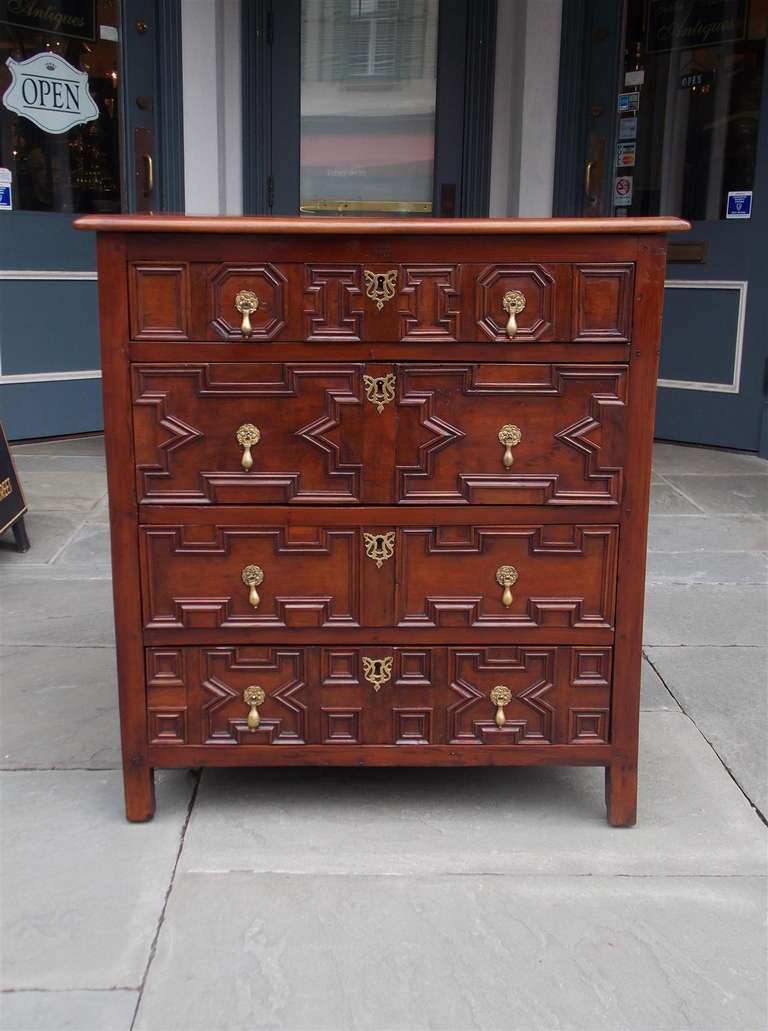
{"left": 243, "top": 685, "right": 265, "bottom": 731}
{"left": 241, "top": 564, "right": 264, "bottom": 608}
{"left": 490, "top": 685, "right": 512, "bottom": 728}
{"left": 501, "top": 290, "right": 526, "bottom": 339}
{"left": 236, "top": 423, "right": 261, "bottom": 471}
{"left": 234, "top": 289, "right": 259, "bottom": 338}
{"left": 498, "top": 424, "right": 522, "bottom": 468}
{"left": 496, "top": 564, "right": 518, "bottom": 607}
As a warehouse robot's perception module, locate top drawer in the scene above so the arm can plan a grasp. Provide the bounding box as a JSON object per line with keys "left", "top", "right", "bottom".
{"left": 128, "top": 261, "right": 634, "bottom": 346}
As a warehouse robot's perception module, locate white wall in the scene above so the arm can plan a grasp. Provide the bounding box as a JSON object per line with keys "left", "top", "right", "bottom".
{"left": 489, "top": 0, "right": 562, "bottom": 216}
{"left": 181, "top": 0, "right": 242, "bottom": 214}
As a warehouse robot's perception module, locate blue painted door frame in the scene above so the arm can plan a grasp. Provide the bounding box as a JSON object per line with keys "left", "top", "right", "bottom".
{"left": 0, "top": 0, "right": 183, "bottom": 441}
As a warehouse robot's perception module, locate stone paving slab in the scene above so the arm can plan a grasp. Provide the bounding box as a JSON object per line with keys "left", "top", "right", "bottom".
{"left": 0, "top": 770, "right": 194, "bottom": 991}
{"left": 0, "top": 578, "right": 115, "bottom": 647}
{"left": 17, "top": 470, "right": 107, "bottom": 513}
{"left": 649, "top": 482, "right": 702, "bottom": 514}
{"left": 53, "top": 522, "right": 111, "bottom": 568}
{"left": 13, "top": 454, "right": 107, "bottom": 474}
{"left": 0, "top": 646, "right": 120, "bottom": 769}
{"left": 12, "top": 436, "right": 105, "bottom": 457}
{"left": 662, "top": 474, "right": 768, "bottom": 515}
{"left": 645, "top": 550, "right": 768, "bottom": 585}
{"left": 0, "top": 511, "right": 87, "bottom": 566}
{"left": 178, "top": 713, "right": 766, "bottom": 878}
{"left": 646, "top": 514, "right": 768, "bottom": 552}
{"left": 647, "top": 646, "right": 768, "bottom": 816}
{"left": 644, "top": 584, "right": 767, "bottom": 646}
{"left": 640, "top": 657, "right": 678, "bottom": 710}
{"left": 134, "top": 872, "right": 768, "bottom": 1031}
{"left": 653, "top": 442, "right": 768, "bottom": 476}
{"left": 0, "top": 990, "right": 137, "bottom": 1031}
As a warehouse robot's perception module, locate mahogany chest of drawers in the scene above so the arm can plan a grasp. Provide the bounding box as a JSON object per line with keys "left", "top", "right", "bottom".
{"left": 77, "top": 214, "right": 688, "bottom": 825}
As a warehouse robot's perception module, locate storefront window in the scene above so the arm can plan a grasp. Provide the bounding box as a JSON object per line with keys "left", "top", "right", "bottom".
{"left": 0, "top": 0, "right": 122, "bottom": 213}
{"left": 299, "top": 0, "right": 439, "bottom": 214}
{"left": 617, "top": 0, "right": 767, "bottom": 220}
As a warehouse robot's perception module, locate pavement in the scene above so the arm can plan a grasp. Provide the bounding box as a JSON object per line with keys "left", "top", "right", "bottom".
{"left": 1, "top": 435, "right": 766, "bottom": 1031}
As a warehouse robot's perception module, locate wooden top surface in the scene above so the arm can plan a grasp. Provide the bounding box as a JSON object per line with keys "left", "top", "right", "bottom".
{"left": 75, "top": 214, "right": 690, "bottom": 235}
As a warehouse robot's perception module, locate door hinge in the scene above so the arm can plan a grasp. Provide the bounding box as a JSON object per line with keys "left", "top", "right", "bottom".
{"left": 267, "top": 175, "right": 274, "bottom": 210}
{"left": 266, "top": 9, "right": 274, "bottom": 45}
{"left": 763, "top": 357, "right": 768, "bottom": 398}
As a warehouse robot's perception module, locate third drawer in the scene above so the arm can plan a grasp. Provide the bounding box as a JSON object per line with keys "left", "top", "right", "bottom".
{"left": 140, "top": 519, "right": 619, "bottom": 637}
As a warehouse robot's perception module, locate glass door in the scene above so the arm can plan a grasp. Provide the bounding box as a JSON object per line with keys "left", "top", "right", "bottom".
{"left": 300, "top": 0, "right": 438, "bottom": 215}
{"left": 575, "top": 0, "right": 768, "bottom": 452}
{"left": 260, "top": 0, "right": 494, "bottom": 219}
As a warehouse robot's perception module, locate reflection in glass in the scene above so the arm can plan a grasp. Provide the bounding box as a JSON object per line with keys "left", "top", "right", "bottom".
{"left": 300, "top": 0, "right": 439, "bottom": 214}
{"left": 0, "top": 0, "right": 122, "bottom": 213}
{"left": 619, "top": 0, "right": 767, "bottom": 220}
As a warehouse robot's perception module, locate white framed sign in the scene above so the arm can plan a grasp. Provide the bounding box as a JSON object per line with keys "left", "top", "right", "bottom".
{"left": 2, "top": 53, "right": 99, "bottom": 134}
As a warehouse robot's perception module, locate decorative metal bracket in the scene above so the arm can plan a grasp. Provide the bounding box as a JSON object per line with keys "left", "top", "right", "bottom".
{"left": 363, "top": 531, "right": 395, "bottom": 568}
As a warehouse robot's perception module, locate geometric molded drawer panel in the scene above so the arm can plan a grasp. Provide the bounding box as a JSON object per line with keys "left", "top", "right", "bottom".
{"left": 139, "top": 524, "right": 359, "bottom": 631}
{"left": 131, "top": 363, "right": 366, "bottom": 504}
{"left": 396, "top": 363, "right": 628, "bottom": 505}
{"left": 129, "top": 264, "right": 191, "bottom": 340}
{"left": 448, "top": 645, "right": 611, "bottom": 744}
{"left": 572, "top": 265, "right": 634, "bottom": 342}
{"left": 397, "top": 523, "right": 619, "bottom": 631}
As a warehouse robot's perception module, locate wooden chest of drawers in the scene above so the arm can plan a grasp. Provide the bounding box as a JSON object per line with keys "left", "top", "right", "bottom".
{"left": 77, "top": 214, "right": 688, "bottom": 825}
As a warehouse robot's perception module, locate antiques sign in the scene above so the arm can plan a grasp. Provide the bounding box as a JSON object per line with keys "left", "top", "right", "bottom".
{"left": 647, "top": 0, "right": 747, "bottom": 53}
{"left": 2, "top": 52, "right": 99, "bottom": 134}
{"left": 0, "top": 0, "right": 96, "bottom": 41}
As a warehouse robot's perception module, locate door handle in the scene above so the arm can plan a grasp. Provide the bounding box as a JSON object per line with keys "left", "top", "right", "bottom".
{"left": 584, "top": 160, "right": 597, "bottom": 205}
{"left": 142, "top": 153, "right": 154, "bottom": 197}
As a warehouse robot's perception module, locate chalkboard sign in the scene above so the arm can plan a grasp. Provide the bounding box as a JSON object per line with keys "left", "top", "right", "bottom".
{"left": 0, "top": 422, "right": 29, "bottom": 552}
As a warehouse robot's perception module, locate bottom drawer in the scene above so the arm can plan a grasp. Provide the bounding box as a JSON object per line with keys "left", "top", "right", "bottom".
{"left": 146, "top": 645, "right": 612, "bottom": 747}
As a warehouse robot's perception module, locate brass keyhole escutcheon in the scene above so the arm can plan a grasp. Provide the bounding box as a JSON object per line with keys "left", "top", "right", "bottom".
{"left": 243, "top": 685, "right": 265, "bottom": 731}
{"left": 363, "top": 531, "right": 395, "bottom": 568}
{"left": 362, "top": 655, "right": 394, "bottom": 692}
{"left": 496, "top": 564, "right": 518, "bottom": 607}
{"left": 501, "top": 290, "right": 526, "bottom": 339}
{"left": 241, "top": 564, "right": 264, "bottom": 608}
{"left": 234, "top": 289, "right": 259, "bottom": 338}
{"left": 498, "top": 424, "right": 522, "bottom": 468}
{"left": 236, "top": 423, "right": 261, "bottom": 471}
{"left": 362, "top": 372, "right": 396, "bottom": 413}
{"left": 490, "top": 685, "right": 512, "bottom": 728}
{"left": 363, "top": 269, "right": 398, "bottom": 311}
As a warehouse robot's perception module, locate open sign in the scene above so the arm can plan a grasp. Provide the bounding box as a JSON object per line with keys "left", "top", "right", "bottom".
{"left": 2, "top": 53, "right": 98, "bottom": 134}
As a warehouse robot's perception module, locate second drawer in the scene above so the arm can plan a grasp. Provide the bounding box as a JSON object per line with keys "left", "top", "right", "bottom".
{"left": 131, "top": 362, "right": 629, "bottom": 506}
